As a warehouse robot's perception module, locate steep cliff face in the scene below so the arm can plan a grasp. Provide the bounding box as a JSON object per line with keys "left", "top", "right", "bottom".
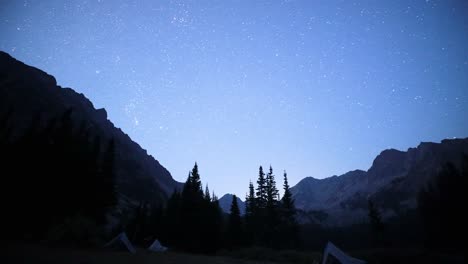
{"left": 291, "top": 138, "right": 468, "bottom": 226}
{"left": 0, "top": 51, "right": 182, "bottom": 209}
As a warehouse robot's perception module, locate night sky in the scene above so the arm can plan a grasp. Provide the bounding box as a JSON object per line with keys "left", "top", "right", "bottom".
{"left": 1, "top": 0, "right": 467, "bottom": 198}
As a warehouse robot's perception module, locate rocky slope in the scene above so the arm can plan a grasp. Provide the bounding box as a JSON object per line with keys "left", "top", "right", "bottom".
{"left": 0, "top": 51, "right": 182, "bottom": 210}
{"left": 291, "top": 138, "right": 468, "bottom": 226}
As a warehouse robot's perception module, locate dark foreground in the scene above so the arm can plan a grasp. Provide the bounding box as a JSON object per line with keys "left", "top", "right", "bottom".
{"left": 2, "top": 243, "right": 465, "bottom": 264}
{"left": 3, "top": 243, "right": 292, "bottom": 264}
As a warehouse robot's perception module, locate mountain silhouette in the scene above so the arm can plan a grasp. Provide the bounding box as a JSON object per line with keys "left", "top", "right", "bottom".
{"left": 0, "top": 51, "right": 182, "bottom": 214}
{"left": 291, "top": 138, "right": 468, "bottom": 226}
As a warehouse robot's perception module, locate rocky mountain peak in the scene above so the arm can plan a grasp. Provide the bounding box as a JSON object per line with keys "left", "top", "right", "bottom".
{"left": 290, "top": 138, "right": 468, "bottom": 226}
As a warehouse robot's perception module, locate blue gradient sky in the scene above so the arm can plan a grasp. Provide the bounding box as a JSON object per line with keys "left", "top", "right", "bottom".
{"left": 1, "top": 0, "right": 467, "bottom": 198}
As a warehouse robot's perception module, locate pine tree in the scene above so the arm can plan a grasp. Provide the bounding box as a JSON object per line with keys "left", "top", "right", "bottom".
{"left": 227, "top": 195, "right": 243, "bottom": 248}
{"left": 207, "top": 193, "right": 223, "bottom": 252}
{"left": 266, "top": 166, "right": 279, "bottom": 208}
{"left": 256, "top": 166, "right": 267, "bottom": 209}
{"left": 280, "top": 171, "right": 298, "bottom": 248}
{"left": 182, "top": 172, "right": 192, "bottom": 194}
{"left": 264, "top": 166, "right": 279, "bottom": 247}
{"left": 244, "top": 181, "right": 256, "bottom": 246}
{"left": 204, "top": 184, "right": 211, "bottom": 201}
{"left": 179, "top": 163, "right": 216, "bottom": 253}
{"left": 190, "top": 162, "right": 202, "bottom": 193}
{"left": 245, "top": 181, "right": 256, "bottom": 218}
{"left": 282, "top": 171, "right": 294, "bottom": 211}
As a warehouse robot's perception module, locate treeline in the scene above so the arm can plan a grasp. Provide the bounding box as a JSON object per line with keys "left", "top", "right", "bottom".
{"left": 0, "top": 108, "right": 117, "bottom": 242}
{"left": 126, "top": 164, "right": 299, "bottom": 253}
{"left": 244, "top": 166, "right": 299, "bottom": 249}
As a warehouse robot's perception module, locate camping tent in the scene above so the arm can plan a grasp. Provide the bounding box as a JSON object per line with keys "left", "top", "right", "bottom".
{"left": 104, "top": 232, "right": 136, "bottom": 254}
{"left": 321, "top": 242, "right": 366, "bottom": 264}
{"left": 148, "top": 239, "right": 168, "bottom": 252}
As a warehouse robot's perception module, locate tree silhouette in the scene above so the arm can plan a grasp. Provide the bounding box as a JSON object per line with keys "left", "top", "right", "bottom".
{"left": 264, "top": 166, "right": 280, "bottom": 247}
{"left": 256, "top": 166, "right": 267, "bottom": 210}
{"left": 280, "top": 171, "right": 298, "bottom": 248}
{"left": 162, "top": 190, "right": 182, "bottom": 247}
{"left": 204, "top": 190, "right": 223, "bottom": 253}
{"left": 266, "top": 166, "right": 279, "bottom": 205}
{"left": 157, "top": 163, "right": 223, "bottom": 253}
{"left": 180, "top": 164, "right": 205, "bottom": 252}
{"left": 204, "top": 184, "right": 211, "bottom": 201}
{"left": 244, "top": 181, "right": 256, "bottom": 246}
{"left": 227, "top": 195, "right": 243, "bottom": 248}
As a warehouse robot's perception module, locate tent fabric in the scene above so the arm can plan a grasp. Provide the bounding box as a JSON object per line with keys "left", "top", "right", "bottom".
{"left": 321, "top": 242, "right": 366, "bottom": 264}
{"left": 148, "top": 239, "right": 168, "bottom": 252}
{"left": 104, "top": 232, "right": 137, "bottom": 254}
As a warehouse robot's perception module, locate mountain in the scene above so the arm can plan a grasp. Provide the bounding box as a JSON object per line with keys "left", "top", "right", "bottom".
{"left": 0, "top": 51, "right": 182, "bottom": 212}
{"left": 218, "top": 194, "right": 246, "bottom": 215}
{"left": 291, "top": 138, "right": 468, "bottom": 226}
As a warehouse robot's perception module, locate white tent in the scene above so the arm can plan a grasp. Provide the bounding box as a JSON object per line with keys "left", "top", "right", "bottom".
{"left": 321, "top": 242, "right": 366, "bottom": 264}
{"left": 147, "top": 239, "right": 168, "bottom": 252}
{"left": 104, "top": 232, "right": 136, "bottom": 254}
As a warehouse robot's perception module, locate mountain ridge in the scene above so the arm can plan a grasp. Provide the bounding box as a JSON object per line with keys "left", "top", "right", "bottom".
{"left": 291, "top": 138, "right": 468, "bottom": 226}
{"left": 0, "top": 51, "right": 183, "bottom": 211}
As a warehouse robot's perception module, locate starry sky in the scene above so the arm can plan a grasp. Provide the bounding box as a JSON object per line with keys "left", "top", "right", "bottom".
{"left": 1, "top": 0, "right": 468, "bottom": 198}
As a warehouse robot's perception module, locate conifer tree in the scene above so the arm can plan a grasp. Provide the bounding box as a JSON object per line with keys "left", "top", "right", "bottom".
{"left": 204, "top": 184, "right": 211, "bottom": 201}
{"left": 280, "top": 171, "right": 298, "bottom": 248}
{"left": 266, "top": 166, "right": 279, "bottom": 207}
{"left": 244, "top": 181, "right": 256, "bottom": 246}
{"left": 206, "top": 191, "right": 223, "bottom": 252}
{"left": 256, "top": 166, "right": 267, "bottom": 209}
{"left": 227, "top": 195, "right": 243, "bottom": 248}
{"left": 180, "top": 163, "right": 205, "bottom": 252}
{"left": 190, "top": 162, "right": 202, "bottom": 193}
{"left": 282, "top": 171, "right": 294, "bottom": 212}
{"left": 177, "top": 163, "right": 222, "bottom": 253}
{"left": 264, "top": 166, "right": 279, "bottom": 247}
{"left": 245, "top": 181, "right": 256, "bottom": 218}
